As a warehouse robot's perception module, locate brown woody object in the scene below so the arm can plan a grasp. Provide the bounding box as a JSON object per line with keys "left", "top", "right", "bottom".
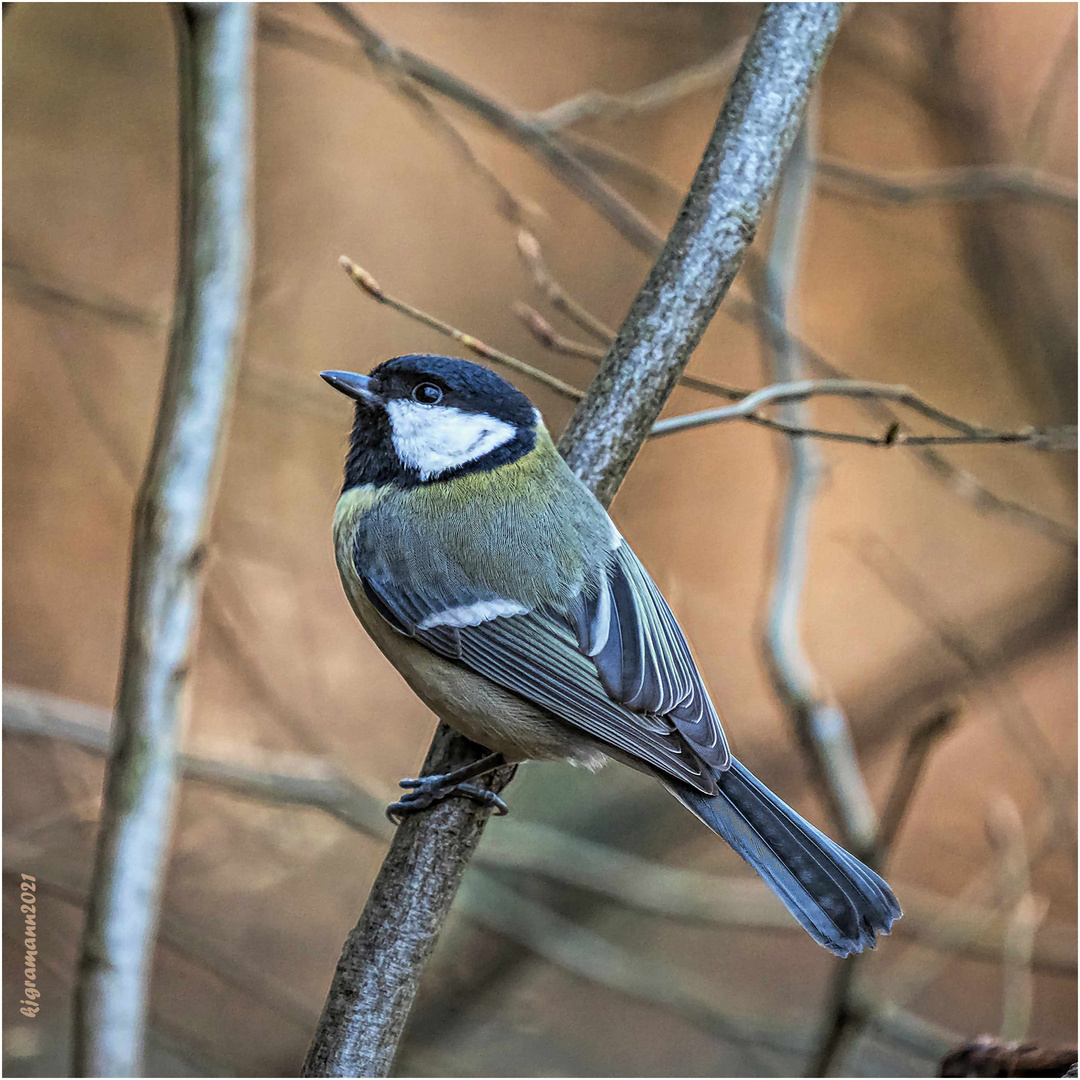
{"left": 940, "top": 1035, "right": 1078, "bottom": 1078}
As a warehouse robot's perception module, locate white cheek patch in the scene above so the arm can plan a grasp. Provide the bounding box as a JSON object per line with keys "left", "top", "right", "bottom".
{"left": 385, "top": 399, "right": 517, "bottom": 480}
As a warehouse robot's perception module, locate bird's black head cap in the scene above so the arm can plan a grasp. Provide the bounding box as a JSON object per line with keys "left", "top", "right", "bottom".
{"left": 325, "top": 354, "right": 540, "bottom": 491}
{"left": 369, "top": 354, "right": 537, "bottom": 426}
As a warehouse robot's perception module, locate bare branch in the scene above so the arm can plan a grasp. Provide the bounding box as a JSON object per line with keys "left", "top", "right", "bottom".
{"left": 72, "top": 7, "right": 254, "bottom": 1077}
{"left": 876, "top": 708, "right": 957, "bottom": 858}
{"left": 757, "top": 104, "right": 878, "bottom": 858}
{"left": 8, "top": 683, "right": 1074, "bottom": 974}
{"left": 339, "top": 257, "right": 583, "bottom": 401}
{"left": 650, "top": 378, "right": 1078, "bottom": 449}
{"left": 730, "top": 295, "right": 1077, "bottom": 545}
{"left": 303, "top": 8, "right": 842, "bottom": 1075}
{"left": 533, "top": 38, "right": 745, "bottom": 130}
{"left": 316, "top": 3, "right": 666, "bottom": 256}
{"left": 516, "top": 229, "right": 616, "bottom": 344}
{"left": 259, "top": 12, "right": 540, "bottom": 230}
{"left": 815, "top": 156, "right": 1078, "bottom": 210}
{"left": 854, "top": 534, "right": 1077, "bottom": 850}
{"left": 986, "top": 797, "right": 1046, "bottom": 1042}
{"left": 3, "top": 258, "right": 165, "bottom": 333}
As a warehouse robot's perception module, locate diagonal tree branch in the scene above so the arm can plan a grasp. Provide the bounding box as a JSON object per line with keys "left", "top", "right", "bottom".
{"left": 315, "top": 2, "right": 666, "bottom": 256}
{"left": 300, "top": 6, "right": 843, "bottom": 1076}
{"left": 71, "top": 7, "right": 254, "bottom": 1076}
{"left": 814, "top": 157, "right": 1077, "bottom": 210}
{"left": 338, "top": 258, "right": 583, "bottom": 401}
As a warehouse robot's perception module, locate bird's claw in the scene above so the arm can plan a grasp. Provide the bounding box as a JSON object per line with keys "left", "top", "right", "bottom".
{"left": 385, "top": 775, "right": 508, "bottom": 824}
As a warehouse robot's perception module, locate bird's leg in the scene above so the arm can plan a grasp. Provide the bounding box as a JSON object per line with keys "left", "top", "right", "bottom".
{"left": 386, "top": 752, "right": 510, "bottom": 823}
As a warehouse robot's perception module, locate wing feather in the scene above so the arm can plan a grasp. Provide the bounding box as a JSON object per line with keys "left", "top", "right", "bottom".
{"left": 573, "top": 543, "right": 730, "bottom": 770}
{"left": 349, "top": 512, "right": 728, "bottom": 788}
{"left": 454, "top": 614, "right": 716, "bottom": 791}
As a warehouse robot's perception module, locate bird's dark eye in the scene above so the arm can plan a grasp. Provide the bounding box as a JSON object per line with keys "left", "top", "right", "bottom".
{"left": 412, "top": 382, "right": 443, "bottom": 405}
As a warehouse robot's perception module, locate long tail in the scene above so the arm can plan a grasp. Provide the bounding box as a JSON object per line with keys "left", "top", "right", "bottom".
{"left": 666, "top": 757, "right": 901, "bottom": 956}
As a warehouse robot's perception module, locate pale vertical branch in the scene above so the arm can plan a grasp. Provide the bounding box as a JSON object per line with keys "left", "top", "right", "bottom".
{"left": 72, "top": 6, "right": 254, "bottom": 1076}
{"left": 301, "top": 7, "right": 842, "bottom": 1076}
{"left": 758, "top": 101, "right": 879, "bottom": 856}
{"left": 987, "top": 796, "right": 1047, "bottom": 1043}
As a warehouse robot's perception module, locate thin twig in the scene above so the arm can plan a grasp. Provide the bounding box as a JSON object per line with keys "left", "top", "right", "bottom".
{"left": 533, "top": 38, "right": 746, "bottom": 130}
{"left": 7, "top": 684, "right": 1074, "bottom": 973}
{"left": 258, "top": 12, "right": 540, "bottom": 230}
{"left": 558, "top": 129, "right": 687, "bottom": 203}
{"left": 2, "top": 258, "right": 165, "bottom": 333}
{"left": 516, "top": 230, "right": 616, "bottom": 344}
{"left": 1019, "top": 15, "right": 1077, "bottom": 166}
{"left": 303, "top": 8, "right": 843, "bottom": 1075}
{"left": 317, "top": 3, "right": 666, "bottom": 256}
{"left": 513, "top": 302, "right": 607, "bottom": 360}
{"left": 815, "top": 157, "right": 1077, "bottom": 210}
{"left": 854, "top": 534, "right": 1077, "bottom": 852}
{"left": 650, "top": 378, "right": 1078, "bottom": 449}
{"left": 339, "top": 257, "right": 582, "bottom": 401}
{"left": 569, "top": 145, "right": 1080, "bottom": 213}
{"left": 72, "top": 7, "right": 254, "bottom": 1077}
{"left": 876, "top": 708, "right": 957, "bottom": 858}
{"left": 730, "top": 295, "right": 1077, "bottom": 546}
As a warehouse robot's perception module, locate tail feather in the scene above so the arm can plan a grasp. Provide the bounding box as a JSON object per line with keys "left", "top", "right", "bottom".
{"left": 666, "top": 757, "right": 901, "bottom": 957}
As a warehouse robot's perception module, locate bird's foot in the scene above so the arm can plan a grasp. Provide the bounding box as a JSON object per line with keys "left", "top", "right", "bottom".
{"left": 386, "top": 774, "right": 509, "bottom": 824}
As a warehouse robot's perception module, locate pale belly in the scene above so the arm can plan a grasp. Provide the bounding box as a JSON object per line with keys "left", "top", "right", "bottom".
{"left": 342, "top": 572, "right": 609, "bottom": 770}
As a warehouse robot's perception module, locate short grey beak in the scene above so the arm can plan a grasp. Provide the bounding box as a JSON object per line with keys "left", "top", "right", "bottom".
{"left": 320, "top": 370, "right": 381, "bottom": 405}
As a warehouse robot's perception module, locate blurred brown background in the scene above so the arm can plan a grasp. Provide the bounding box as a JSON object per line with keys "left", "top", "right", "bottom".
{"left": 3, "top": 3, "right": 1076, "bottom": 1076}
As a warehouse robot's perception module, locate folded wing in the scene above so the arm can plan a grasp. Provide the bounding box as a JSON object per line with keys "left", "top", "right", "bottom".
{"left": 566, "top": 541, "right": 730, "bottom": 771}
{"left": 358, "top": 531, "right": 727, "bottom": 793}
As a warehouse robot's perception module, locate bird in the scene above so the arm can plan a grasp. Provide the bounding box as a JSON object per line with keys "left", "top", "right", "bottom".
{"left": 322, "top": 352, "right": 900, "bottom": 957}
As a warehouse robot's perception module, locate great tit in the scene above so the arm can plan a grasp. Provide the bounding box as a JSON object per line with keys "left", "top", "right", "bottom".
{"left": 322, "top": 353, "right": 900, "bottom": 956}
